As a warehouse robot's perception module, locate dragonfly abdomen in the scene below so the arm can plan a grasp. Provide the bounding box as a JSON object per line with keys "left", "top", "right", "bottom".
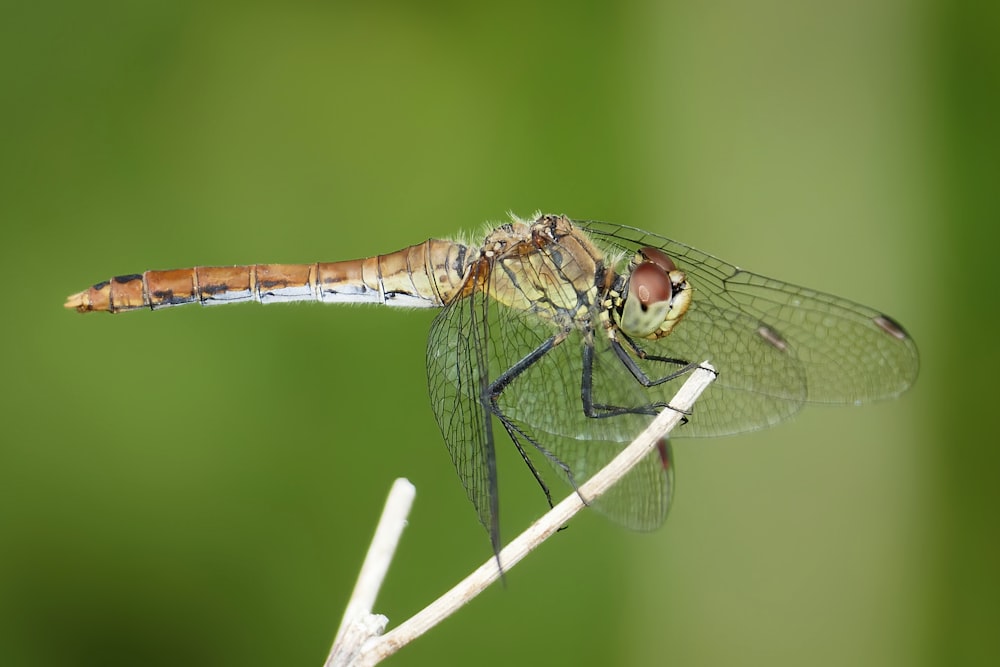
{"left": 65, "top": 239, "right": 473, "bottom": 313}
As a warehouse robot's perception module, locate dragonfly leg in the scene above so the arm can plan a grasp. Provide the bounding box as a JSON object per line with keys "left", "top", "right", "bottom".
{"left": 486, "top": 331, "right": 584, "bottom": 503}
{"left": 498, "top": 419, "right": 565, "bottom": 509}
{"left": 582, "top": 337, "right": 678, "bottom": 418}
{"left": 583, "top": 329, "right": 712, "bottom": 421}
{"left": 610, "top": 331, "right": 704, "bottom": 387}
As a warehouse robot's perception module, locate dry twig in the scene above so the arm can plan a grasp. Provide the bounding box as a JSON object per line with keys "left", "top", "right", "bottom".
{"left": 326, "top": 362, "right": 717, "bottom": 666}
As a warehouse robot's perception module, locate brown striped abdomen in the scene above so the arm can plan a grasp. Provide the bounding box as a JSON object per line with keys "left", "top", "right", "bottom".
{"left": 65, "top": 239, "right": 473, "bottom": 313}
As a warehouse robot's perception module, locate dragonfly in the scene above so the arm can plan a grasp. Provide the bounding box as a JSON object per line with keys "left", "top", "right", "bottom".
{"left": 65, "top": 213, "right": 919, "bottom": 556}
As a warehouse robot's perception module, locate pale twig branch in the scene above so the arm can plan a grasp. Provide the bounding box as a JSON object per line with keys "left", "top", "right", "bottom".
{"left": 325, "top": 479, "right": 416, "bottom": 667}
{"left": 327, "top": 362, "right": 717, "bottom": 666}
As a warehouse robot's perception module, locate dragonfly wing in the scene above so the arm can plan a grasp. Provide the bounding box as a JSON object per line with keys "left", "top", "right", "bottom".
{"left": 508, "top": 424, "right": 675, "bottom": 531}
{"left": 426, "top": 262, "right": 502, "bottom": 554}
{"left": 617, "top": 298, "right": 808, "bottom": 436}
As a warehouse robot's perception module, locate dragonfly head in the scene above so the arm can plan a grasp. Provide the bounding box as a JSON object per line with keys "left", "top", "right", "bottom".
{"left": 614, "top": 247, "right": 692, "bottom": 339}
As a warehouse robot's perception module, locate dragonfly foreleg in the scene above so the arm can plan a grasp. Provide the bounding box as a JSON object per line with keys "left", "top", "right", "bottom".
{"left": 610, "top": 331, "right": 703, "bottom": 387}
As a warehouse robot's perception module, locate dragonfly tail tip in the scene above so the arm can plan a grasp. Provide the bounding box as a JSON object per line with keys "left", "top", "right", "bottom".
{"left": 64, "top": 291, "right": 89, "bottom": 312}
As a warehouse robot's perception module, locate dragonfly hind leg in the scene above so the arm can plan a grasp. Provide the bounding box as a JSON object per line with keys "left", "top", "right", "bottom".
{"left": 486, "top": 330, "right": 586, "bottom": 503}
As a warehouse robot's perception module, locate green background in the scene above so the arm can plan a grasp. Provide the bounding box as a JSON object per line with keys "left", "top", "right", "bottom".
{"left": 2, "top": 1, "right": 996, "bottom": 665}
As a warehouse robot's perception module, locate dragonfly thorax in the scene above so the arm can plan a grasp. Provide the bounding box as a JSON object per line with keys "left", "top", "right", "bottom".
{"left": 613, "top": 247, "right": 692, "bottom": 339}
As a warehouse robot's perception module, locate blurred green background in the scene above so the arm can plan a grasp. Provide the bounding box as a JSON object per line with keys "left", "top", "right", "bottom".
{"left": 1, "top": 1, "right": 996, "bottom": 665}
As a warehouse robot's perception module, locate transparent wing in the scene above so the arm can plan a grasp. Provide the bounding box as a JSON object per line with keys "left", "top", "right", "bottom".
{"left": 426, "top": 260, "right": 503, "bottom": 553}
{"left": 576, "top": 219, "right": 920, "bottom": 437}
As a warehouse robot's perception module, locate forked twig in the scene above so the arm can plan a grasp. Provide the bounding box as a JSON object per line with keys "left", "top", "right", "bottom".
{"left": 326, "top": 362, "right": 717, "bottom": 666}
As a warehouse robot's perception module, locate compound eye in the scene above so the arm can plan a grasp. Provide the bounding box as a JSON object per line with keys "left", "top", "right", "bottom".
{"left": 639, "top": 246, "right": 677, "bottom": 273}
{"left": 619, "top": 261, "right": 673, "bottom": 338}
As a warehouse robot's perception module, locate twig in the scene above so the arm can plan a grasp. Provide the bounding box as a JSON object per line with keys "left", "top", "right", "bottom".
{"left": 327, "top": 362, "right": 717, "bottom": 666}
{"left": 325, "top": 479, "right": 416, "bottom": 667}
